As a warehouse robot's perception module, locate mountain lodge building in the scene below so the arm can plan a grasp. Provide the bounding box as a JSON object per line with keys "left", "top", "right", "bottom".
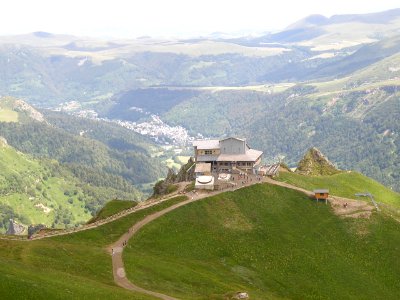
{"left": 193, "top": 137, "right": 263, "bottom": 174}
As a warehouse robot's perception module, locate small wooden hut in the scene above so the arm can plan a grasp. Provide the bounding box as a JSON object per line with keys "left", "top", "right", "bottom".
{"left": 313, "top": 189, "right": 329, "bottom": 203}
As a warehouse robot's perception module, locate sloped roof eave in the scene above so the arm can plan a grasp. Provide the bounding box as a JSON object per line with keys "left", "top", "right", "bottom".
{"left": 313, "top": 189, "right": 329, "bottom": 194}
{"left": 192, "top": 139, "right": 220, "bottom": 149}
{"left": 217, "top": 150, "right": 263, "bottom": 162}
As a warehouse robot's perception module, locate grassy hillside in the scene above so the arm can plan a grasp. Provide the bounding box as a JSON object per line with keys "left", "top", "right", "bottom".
{"left": 123, "top": 184, "right": 400, "bottom": 299}
{"left": 0, "top": 259, "right": 155, "bottom": 300}
{"left": 0, "top": 195, "right": 187, "bottom": 300}
{"left": 0, "top": 143, "right": 87, "bottom": 231}
{"left": 87, "top": 200, "right": 137, "bottom": 224}
{"left": 277, "top": 171, "right": 400, "bottom": 206}
{"left": 0, "top": 108, "right": 18, "bottom": 122}
{"left": 0, "top": 96, "right": 44, "bottom": 123}
{"left": 0, "top": 141, "right": 127, "bottom": 233}
{"left": 1, "top": 182, "right": 400, "bottom": 299}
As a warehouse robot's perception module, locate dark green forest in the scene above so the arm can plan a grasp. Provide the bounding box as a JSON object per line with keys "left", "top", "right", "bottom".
{"left": 0, "top": 117, "right": 164, "bottom": 191}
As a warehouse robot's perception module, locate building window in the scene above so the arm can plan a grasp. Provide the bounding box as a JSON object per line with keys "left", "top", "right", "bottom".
{"left": 205, "top": 150, "right": 213, "bottom": 155}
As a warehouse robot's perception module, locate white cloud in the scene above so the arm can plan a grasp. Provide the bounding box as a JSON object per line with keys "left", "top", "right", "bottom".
{"left": 0, "top": 0, "right": 399, "bottom": 38}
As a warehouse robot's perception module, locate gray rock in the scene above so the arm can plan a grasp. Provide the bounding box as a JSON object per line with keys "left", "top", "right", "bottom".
{"left": 6, "top": 219, "right": 26, "bottom": 235}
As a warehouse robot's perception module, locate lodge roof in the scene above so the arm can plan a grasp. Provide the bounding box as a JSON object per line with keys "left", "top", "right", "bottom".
{"left": 313, "top": 189, "right": 329, "bottom": 194}
{"left": 193, "top": 137, "right": 263, "bottom": 162}
{"left": 220, "top": 137, "right": 246, "bottom": 142}
{"left": 195, "top": 149, "right": 262, "bottom": 162}
{"left": 192, "top": 139, "right": 220, "bottom": 150}
{"left": 217, "top": 149, "right": 263, "bottom": 162}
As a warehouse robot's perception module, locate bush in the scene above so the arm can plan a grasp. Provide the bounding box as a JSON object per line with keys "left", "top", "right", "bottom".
{"left": 184, "top": 181, "right": 195, "bottom": 192}
{"left": 166, "top": 184, "right": 178, "bottom": 194}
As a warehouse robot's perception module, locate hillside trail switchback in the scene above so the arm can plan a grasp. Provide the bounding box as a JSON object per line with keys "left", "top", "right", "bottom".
{"left": 108, "top": 177, "right": 372, "bottom": 299}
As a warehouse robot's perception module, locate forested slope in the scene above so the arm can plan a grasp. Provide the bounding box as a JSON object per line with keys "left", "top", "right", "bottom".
{"left": 0, "top": 97, "right": 166, "bottom": 232}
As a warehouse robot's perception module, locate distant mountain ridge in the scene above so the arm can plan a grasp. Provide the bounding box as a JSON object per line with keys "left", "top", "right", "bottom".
{"left": 32, "top": 31, "right": 54, "bottom": 38}
{"left": 0, "top": 8, "right": 399, "bottom": 106}
{"left": 286, "top": 8, "right": 400, "bottom": 29}
{"left": 233, "top": 8, "right": 400, "bottom": 47}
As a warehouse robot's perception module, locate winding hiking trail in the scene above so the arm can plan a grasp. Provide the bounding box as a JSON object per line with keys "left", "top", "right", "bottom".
{"left": 109, "top": 180, "right": 264, "bottom": 299}
{"left": 108, "top": 177, "right": 374, "bottom": 300}
{"left": 265, "top": 177, "right": 375, "bottom": 218}
{"left": 0, "top": 175, "right": 375, "bottom": 299}
{"left": 110, "top": 197, "right": 196, "bottom": 300}
{"left": 109, "top": 187, "right": 230, "bottom": 300}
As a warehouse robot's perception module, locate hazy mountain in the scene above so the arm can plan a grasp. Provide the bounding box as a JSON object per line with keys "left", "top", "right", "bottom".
{"left": 287, "top": 8, "right": 400, "bottom": 29}
{"left": 234, "top": 8, "right": 400, "bottom": 49}
{"left": 0, "top": 8, "right": 398, "bottom": 107}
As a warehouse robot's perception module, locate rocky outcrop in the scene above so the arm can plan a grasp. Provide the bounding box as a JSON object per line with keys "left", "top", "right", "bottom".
{"left": 152, "top": 158, "right": 195, "bottom": 196}
{"left": 296, "top": 147, "right": 340, "bottom": 176}
{"left": 235, "top": 292, "right": 249, "bottom": 299}
{"left": 6, "top": 219, "right": 26, "bottom": 235}
{"left": 12, "top": 99, "right": 46, "bottom": 123}
{"left": 175, "top": 157, "right": 195, "bottom": 182}
{"left": 0, "top": 136, "right": 8, "bottom": 147}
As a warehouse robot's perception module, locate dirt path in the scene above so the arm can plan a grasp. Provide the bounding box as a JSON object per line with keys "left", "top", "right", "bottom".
{"left": 264, "top": 177, "right": 374, "bottom": 218}
{"left": 108, "top": 177, "right": 271, "bottom": 299}
{"left": 109, "top": 188, "right": 230, "bottom": 300}
{"left": 19, "top": 182, "right": 192, "bottom": 240}
{"left": 1, "top": 174, "right": 375, "bottom": 299}
{"left": 264, "top": 177, "right": 314, "bottom": 197}
{"left": 0, "top": 180, "right": 242, "bottom": 242}
{"left": 109, "top": 177, "right": 374, "bottom": 299}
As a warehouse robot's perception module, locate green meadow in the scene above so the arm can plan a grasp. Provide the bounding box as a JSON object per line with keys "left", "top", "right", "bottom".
{"left": 88, "top": 200, "right": 137, "bottom": 223}
{"left": 0, "top": 108, "right": 18, "bottom": 122}
{"left": 123, "top": 184, "right": 400, "bottom": 299}
{"left": 277, "top": 171, "right": 400, "bottom": 206}
{"left": 1, "top": 180, "right": 400, "bottom": 299}
{"left": 0, "top": 196, "right": 187, "bottom": 300}
{"left": 0, "top": 145, "right": 92, "bottom": 232}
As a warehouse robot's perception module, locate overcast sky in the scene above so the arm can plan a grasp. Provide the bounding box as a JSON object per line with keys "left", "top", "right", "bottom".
{"left": 1, "top": 0, "right": 399, "bottom": 38}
